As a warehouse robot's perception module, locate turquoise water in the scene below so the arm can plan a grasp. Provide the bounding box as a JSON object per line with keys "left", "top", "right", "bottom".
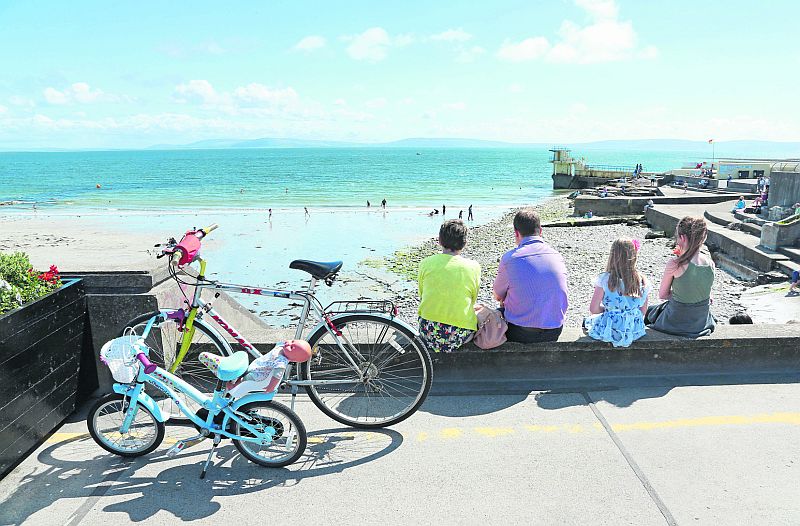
{"left": 0, "top": 147, "right": 712, "bottom": 210}
{"left": 0, "top": 146, "right": 748, "bottom": 325}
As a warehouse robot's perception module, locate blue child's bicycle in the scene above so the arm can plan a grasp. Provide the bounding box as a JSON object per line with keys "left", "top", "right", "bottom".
{"left": 87, "top": 322, "right": 307, "bottom": 478}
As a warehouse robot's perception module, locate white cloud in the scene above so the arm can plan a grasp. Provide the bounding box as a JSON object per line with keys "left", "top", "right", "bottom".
{"left": 345, "top": 27, "right": 392, "bottom": 62}
{"left": 43, "top": 87, "right": 69, "bottom": 105}
{"left": 43, "top": 83, "right": 122, "bottom": 105}
{"left": 174, "top": 80, "right": 219, "bottom": 104}
{"left": 431, "top": 28, "right": 472, "bottom": 42}
{"left": 456, "top": 45, "right": 486, "bottom": 63}
{"left": 365, "top": 97, "right": 387, "bottom": 109}
{"left": 233, "top": 83, "right": 298, "bottom": 106}
{"left": 497, "top": 37, "right": 550, "bottom": 62}
{"left": 496, "top": 0, "right": 656, "bottom": 64}
{"left": 342, "top": 27, "right": 414, "bottom": 62}
{"left": 294, "top": 35, "right": 326, "bottom": 51}
{"left": 575, "top": 0, "right": 618, "bottom": 20}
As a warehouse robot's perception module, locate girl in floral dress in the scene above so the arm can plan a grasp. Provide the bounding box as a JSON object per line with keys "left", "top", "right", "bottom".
{"left": 584, "top": 238, "right": 650, "bottom": 347}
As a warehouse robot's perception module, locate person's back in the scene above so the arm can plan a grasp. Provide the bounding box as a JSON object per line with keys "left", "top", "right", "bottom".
{"left": 493, "top": 208, "right": 568, "bottom": 343}
{"left": 418, "top": 220, "right": 480, "bottom": 353}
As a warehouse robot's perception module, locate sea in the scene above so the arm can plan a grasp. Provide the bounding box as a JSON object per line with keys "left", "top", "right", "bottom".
{"left": 0, "top": 146, "right": 752, "bottom": 325}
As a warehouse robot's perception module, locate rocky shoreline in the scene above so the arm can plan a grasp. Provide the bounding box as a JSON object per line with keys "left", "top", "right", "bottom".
{"left": 382, "top": 196, "right": 748, "bottom": 327}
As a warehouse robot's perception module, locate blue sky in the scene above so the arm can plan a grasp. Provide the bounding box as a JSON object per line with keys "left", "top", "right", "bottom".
{"left": 1, "top": 0, "right": 798, "bottom": 149}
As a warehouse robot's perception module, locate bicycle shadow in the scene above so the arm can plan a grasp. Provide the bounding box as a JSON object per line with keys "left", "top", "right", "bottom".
{"left": 2, "top": 426, "right": 402, "bottom": 524}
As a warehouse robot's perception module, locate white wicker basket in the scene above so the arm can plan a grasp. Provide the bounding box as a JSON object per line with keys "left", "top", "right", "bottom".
{"left": 100, "top": 336, "right": 141, "bottom": 384}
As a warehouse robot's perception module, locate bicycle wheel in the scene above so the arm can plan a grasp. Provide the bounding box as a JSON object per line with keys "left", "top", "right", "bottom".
{"left": 120, "top": 311, "right": 229, "bottom": 418}
{"left": 87, "top": 393, "right": 165, "bottom": 457}
{"left": 302, "top": 314, "right": 433, "bottom": 428}
{"left": 233, "top": 401, "right": 307, "bottom": 468}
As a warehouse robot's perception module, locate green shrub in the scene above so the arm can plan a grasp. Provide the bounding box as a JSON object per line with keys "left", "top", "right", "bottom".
{"left": 0, "top": 252, "right": 62, "bottom": 316}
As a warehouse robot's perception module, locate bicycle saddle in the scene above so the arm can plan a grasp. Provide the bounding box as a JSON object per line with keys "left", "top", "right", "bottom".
{"left": 289, "top": 259, "right": 343, "bottom": 280}
{"left": 199, "top": 351, "right": 250, "bottom": 382}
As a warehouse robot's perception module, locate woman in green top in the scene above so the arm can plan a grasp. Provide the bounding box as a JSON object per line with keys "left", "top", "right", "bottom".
{"left": 645, "top": 216, "right": 716, "bottom": 337}
{"left": 418, "top": 219, "right": 481, "bottom": 352}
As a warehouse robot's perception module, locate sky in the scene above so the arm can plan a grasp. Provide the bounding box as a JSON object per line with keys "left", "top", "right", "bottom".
{"left": 1, "top": 0, "right": 799, "bottom": 150}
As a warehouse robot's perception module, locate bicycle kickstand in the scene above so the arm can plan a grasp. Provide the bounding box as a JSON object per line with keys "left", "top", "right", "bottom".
{"left": 289, "top": 383, "right": 299, "bottom": 413}
{"left": 200, "top": 434, "right": 221, "bottom": 479}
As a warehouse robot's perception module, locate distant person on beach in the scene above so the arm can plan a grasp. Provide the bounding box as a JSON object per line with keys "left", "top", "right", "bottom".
{"left": 458, "top": 210, "right": 463, "bottom": 219}
{"left": 428, "top": 209, "right": 439, "bottom": 217}
{"left": 417, "top": 219, "right": 481, "bottom": 353}
{"left": 790, "top": 271, "right": 800, "bottom": 294}
{"left": 493, "top": 208, "right": 569, "bottom": 343}
{"left": 731, "top": 196, "right": 746, "bottom": 213}
{"left": 381, "top": 198, "right": 387, "bottom": 209}
{"left": 304, "top": 207, "right": 310, "bottom": 218}
{"left": 442, "top": 204, "right": 446, "bottom": 216}
{"left": 683, "top": 182, "right": 689, "bottom": 193}
{"left": 367, "top": 201, "right": 370, "bottom": 208}
{"left": 644, "top": 199, "right": 654, "bottom": 212}
{"left": 583, "top": 238, "right": 650, "bottom": 347}
{"left": 645, "top": 216, "right": 715, "bottom": 337}
{"left": 268, "top": 208, "right": 272, "bottom": 220}
{"left": 468, "top": 205, "right": 473, "bottom": 221}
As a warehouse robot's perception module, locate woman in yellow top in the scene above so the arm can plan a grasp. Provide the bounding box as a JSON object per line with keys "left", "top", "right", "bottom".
{"left": 417, "top": 219, "right": 481, "bottom": 352}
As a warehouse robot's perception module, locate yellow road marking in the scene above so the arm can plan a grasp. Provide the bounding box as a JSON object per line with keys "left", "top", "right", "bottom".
{"left": 45, "top": 412, "right": 800, "bottom": 447}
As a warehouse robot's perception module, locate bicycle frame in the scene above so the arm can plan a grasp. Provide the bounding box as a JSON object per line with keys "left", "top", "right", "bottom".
{"left": 117, "top": 360, "right": 279, "bottom": 445}
{"left": 169, "top": 257, "right": 387, "bottom": 388}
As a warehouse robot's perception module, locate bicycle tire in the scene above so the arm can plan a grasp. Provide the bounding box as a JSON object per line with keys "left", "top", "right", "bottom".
{"left": 301, "top": 314, "right": 432, "bottom": 428}
{"left": 233, "top": 401, "right": 307, "bottom": 468}
{"left": 120, "top": 311, "right": 230, "bottom": 418}
{"left": 87, "top": 393, "right": 165, "bottom": 457}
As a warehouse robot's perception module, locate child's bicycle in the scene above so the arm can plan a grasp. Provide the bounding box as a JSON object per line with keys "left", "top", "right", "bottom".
{"left": 120, "top": 224, "right": 432, "bottom": 428}
{"left": 87, "top": 332, "right": 307, "bottom": 478}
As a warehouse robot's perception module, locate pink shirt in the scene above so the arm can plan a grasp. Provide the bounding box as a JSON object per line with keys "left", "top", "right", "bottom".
{"left": 493, "top": 236, "right": 569, "bottom": 329}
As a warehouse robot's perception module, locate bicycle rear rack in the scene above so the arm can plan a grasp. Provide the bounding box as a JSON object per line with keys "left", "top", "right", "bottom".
{"left": 324, "top": 300, "right": 398, "bottom": 317}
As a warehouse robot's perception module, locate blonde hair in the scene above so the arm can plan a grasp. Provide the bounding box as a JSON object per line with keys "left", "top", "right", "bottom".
{"left": 605, "top": 238, "right": 642, "bottom": 297}
{"left": 674, "top": 216, "right": 707, "bottom": 266}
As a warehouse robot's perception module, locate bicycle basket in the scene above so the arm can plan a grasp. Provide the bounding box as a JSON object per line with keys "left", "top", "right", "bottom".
{"left": 100, "top": 335, "right": 141, "bottom": 383}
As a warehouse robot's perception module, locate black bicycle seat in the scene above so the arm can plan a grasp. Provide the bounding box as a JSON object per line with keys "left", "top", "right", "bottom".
{"left": 289, "top": 260, "right": 343, "bottom": 280}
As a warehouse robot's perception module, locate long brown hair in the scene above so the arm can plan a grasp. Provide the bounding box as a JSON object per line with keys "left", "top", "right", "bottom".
{"left": 605, "top": 238, "right": 642, "bottom": 297}
{"left": 674, "top": 216, "right": 707, "bottom": 266}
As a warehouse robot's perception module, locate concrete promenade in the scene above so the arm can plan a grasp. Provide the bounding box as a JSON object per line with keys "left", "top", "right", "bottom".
{"left": 2, "top": 369, "right": 800, "bottom": 525}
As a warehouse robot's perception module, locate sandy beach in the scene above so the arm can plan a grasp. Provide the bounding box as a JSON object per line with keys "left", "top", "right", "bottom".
{"left": 1, "top": 197, "right": 792, "bottom": 328}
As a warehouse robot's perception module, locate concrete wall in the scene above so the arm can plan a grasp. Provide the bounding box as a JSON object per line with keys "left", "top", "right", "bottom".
{"left": 770, "top": 171, "right": 800, "bottom": 208}
{"left": 761, "top": 218, "right": 800, "bottom": 250}
{"left": 575, "top": 194, "right": 753, "bottom": 217}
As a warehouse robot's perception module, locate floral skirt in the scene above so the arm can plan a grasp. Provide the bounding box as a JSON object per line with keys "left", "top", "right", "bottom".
{"left": 418, "top": 318, "right": 474, "bottom": 353}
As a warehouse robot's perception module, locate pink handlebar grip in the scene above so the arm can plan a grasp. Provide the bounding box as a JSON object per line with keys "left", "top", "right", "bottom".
{"left": 136, "top": 352, "right": 157, "bottom": 374}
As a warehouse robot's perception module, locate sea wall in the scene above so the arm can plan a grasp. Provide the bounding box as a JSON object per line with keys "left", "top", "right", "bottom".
{"left": 574, "top": 194, "right": 754, "bottom": 217}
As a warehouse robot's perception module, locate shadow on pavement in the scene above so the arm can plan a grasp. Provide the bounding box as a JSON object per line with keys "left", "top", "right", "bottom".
{"left": 2, "top": 426, "right": 402, "bottom": 523}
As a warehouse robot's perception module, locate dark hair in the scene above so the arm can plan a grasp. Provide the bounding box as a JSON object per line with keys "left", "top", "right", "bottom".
{"left": 513, "top": 208, "right": 541, "bottom": 237}
{"left": 728, "top": 312, "right": 753, "bottom": 324}
{"left": 439, "top": 219, "right": 468, "bottom": 251}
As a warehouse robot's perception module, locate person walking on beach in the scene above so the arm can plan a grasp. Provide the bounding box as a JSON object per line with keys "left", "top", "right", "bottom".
{"left": 367, "top": 201, "right": 371, "bottom": 208}
{"left": 442, "top": 204, "right": 446, "bottom": 216}
{"left": 458, "top": 210, "right": 463, "bottom": 219}
{"left": 304, "top": 207, "right": 310, "bottom": 218}
{"left": 417, "top": 219, "right": 481, "bottom": 353}
{"left": 584, "top": 239, "right": 650, "bottom": 347}
{"left": 645, "top": 216, "right": 715, "bottom": 337}
{"left": 468, "top": 205, "right": 473, "bottom": 221}
{"left": 268, "top": 208, "right": 272, "bottom": 220}
{"left": 493, "top": 208, "right": 569, "bottom": 343}
{"left": 381, "top": 198, "right": 387, "bottom": 209}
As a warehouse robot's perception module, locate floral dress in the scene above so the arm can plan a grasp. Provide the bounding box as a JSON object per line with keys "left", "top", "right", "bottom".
{"left": 584, "top": 273, "right": 650, "bottom": 348}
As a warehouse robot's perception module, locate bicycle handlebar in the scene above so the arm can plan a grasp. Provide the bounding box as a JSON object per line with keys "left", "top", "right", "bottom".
{"left": 136, "top": 352, "right": 157, "bottom": 374}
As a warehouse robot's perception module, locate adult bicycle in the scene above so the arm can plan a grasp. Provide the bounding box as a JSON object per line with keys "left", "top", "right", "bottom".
{"left": 121, "top": 224, "right": 432, "bottom": 429}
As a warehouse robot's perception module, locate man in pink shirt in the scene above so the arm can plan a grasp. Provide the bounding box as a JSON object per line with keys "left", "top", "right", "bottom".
{"left": 493, "top": 208, "right": 569, "bottom": 343}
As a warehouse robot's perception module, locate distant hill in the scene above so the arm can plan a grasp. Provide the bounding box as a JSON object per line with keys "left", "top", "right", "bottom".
{"left": 144, "top": 137, "right": 800, "bottom": 156}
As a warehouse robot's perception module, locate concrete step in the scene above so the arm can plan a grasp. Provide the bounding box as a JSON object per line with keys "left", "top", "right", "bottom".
{"left": 778, "top": 246, "right": 800, "bottom": 262}
{"left": 776, "top": 259, "right": 800, "bottom": 277}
